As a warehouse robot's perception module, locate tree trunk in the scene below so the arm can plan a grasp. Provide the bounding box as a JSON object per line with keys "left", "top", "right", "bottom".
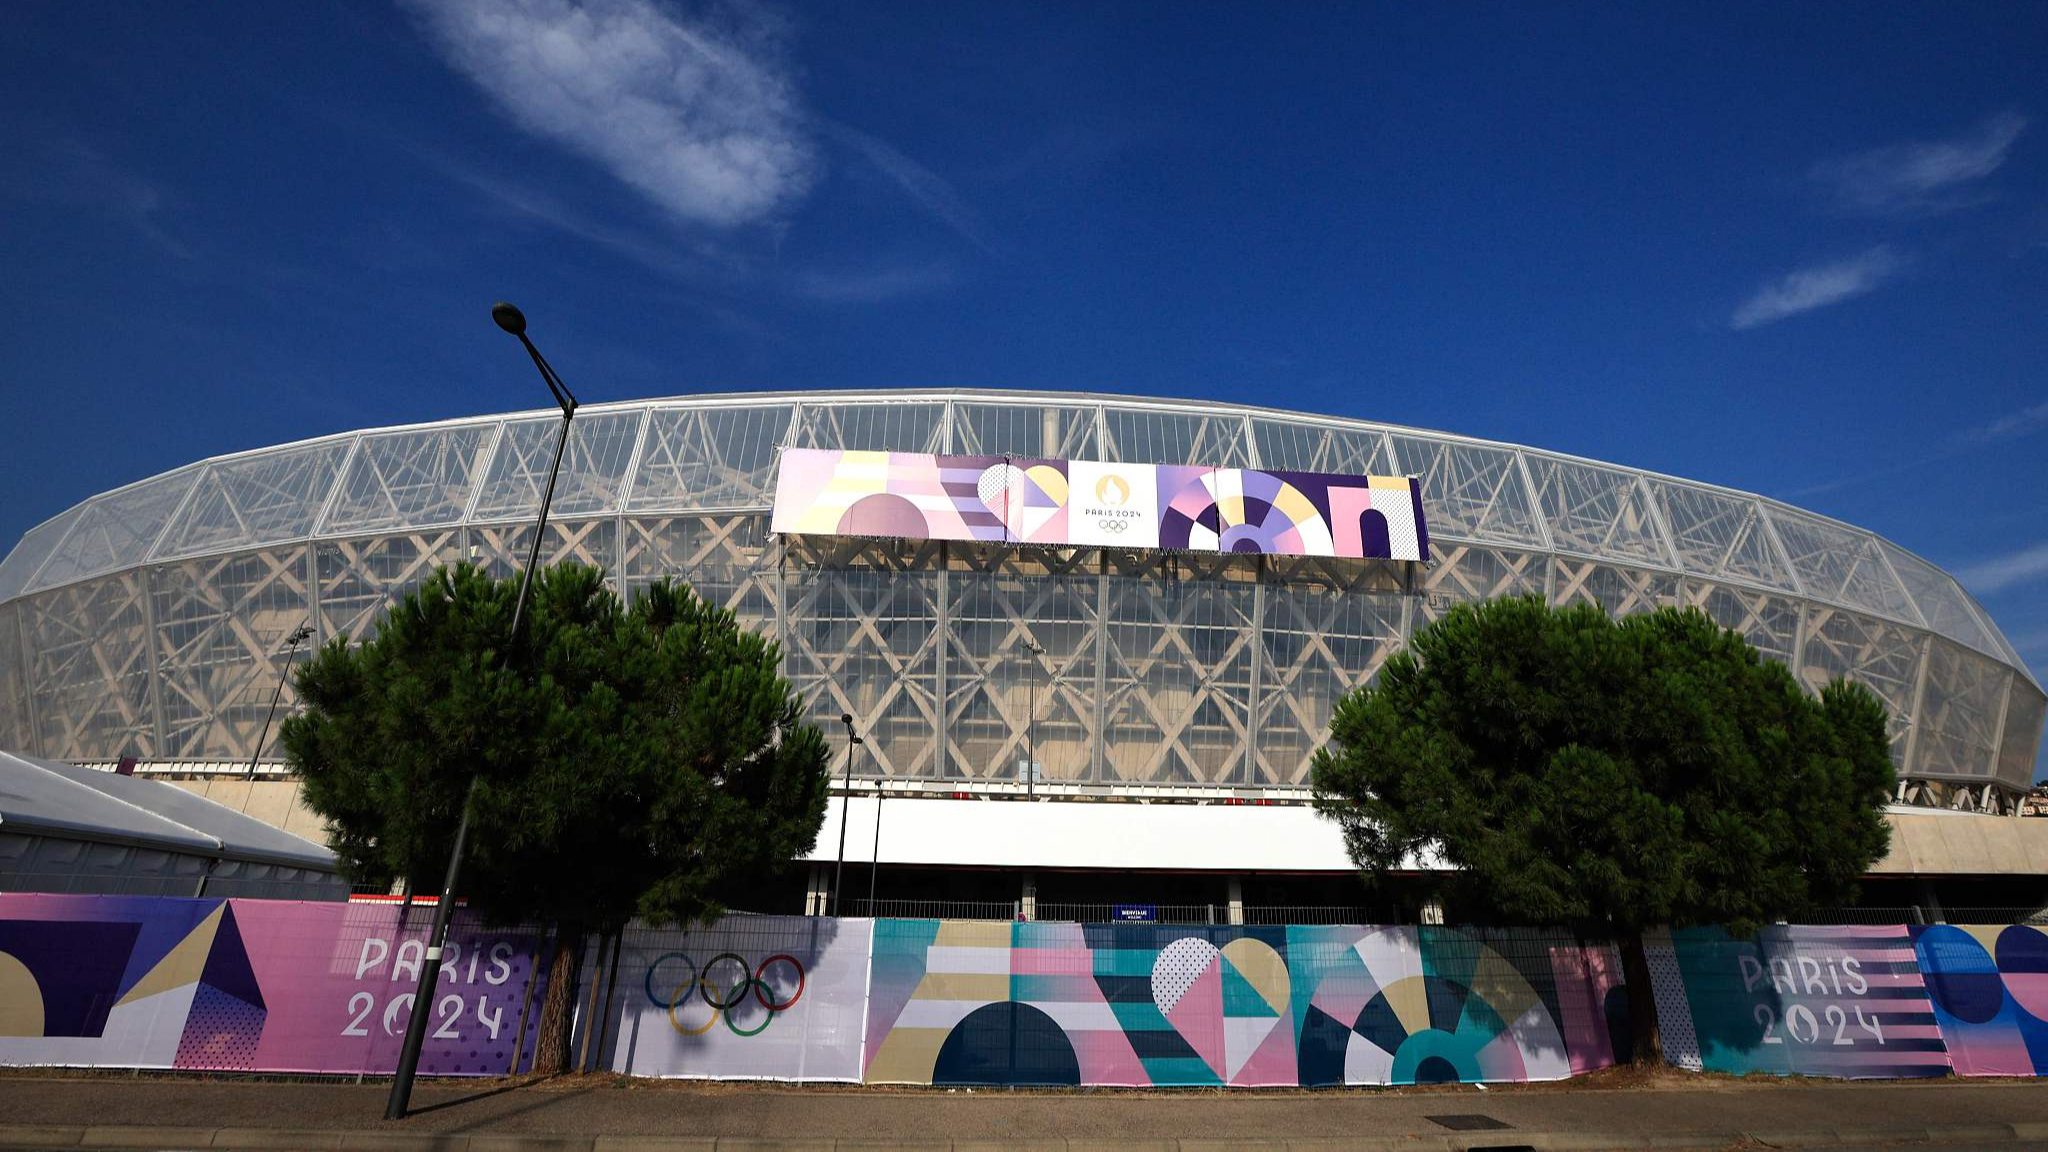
{"left": 531, "top": 923, "right": 586, "bottom": 1075}
{"left": 1617, "top": 928, "right": 1663, "bottom": 1067}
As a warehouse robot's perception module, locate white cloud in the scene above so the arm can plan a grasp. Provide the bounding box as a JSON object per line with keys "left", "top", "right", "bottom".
{"left": 1966, "top": 399, "right": 2048, "bottom": 443}
{"left": 1811, "top": 111, "right": 2027, "bottom": 217}
{"left": 1956, "top": 542, "right": 2048, "bottom": 596}
{"left": 402, "top": 0, "right": 816, "bottom": 227}
{"left": 790, "top": 261, "right": 955, "bottom": 303}
{"left": 826, "top": 123, "right": 998, "bottom": 254}
{"left": 1730, "top": 245, "right": 1905, "bottom": 330}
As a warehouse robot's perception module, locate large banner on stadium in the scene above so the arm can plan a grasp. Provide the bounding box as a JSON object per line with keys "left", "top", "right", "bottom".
{"left": 1911, "top": 924, "right": 2048, "bottom": 1077}
{"left": 0, "top": 894, "right": 548, "bottom": 1076}
{"left": 770, "top": 448, "right": 1430, "bottom": 561}
{"left": 858, "top": 922, "right": 1623, "bottom": 1086}
{"left": 595, "top": 915, "right": 873, "bottom": 1082}
{"left": 1645, "top": 925, "right": 1951, "bottom": 1079}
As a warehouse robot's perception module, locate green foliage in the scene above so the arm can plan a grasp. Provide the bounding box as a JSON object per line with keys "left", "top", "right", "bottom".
{"left": 1310, "top": 596, "right": 1895, "bottom": 937}
{"left": 281, "top": 563, "right": 830, "bottom": 929}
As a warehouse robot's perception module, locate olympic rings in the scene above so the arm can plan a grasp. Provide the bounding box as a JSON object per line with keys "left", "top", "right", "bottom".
{"left": 669, "top": 978, "right": 721, "bottom": 1036}
{"left": 722, "top": 979, "right": 775, "bottom": 1037}
{"left": 649, "top": 951, "right": 808, "bottom": 1038}
{"left": 753, "top": 954, "right": 804, "bottom": 1011}
{"left": 699, "top": 954, "right": 751, "bottom": 1009}
{"left": 645, "top": 952, "right": 698, "bottom": 1009}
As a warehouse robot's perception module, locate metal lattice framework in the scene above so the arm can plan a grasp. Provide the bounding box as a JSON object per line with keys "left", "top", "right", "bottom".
{"left": 0, "top": 389, "right": 2038, "bottom": 805}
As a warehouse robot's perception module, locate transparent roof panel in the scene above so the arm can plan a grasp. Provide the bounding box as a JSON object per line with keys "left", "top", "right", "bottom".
{"left": 28, "top": 470, "right": 197, "bottom": 591}
{"left": 155, "top": 440, "right": 351, "bottom": 560}
{"left": 322, "top": 424, "right": 496, "bottom": 535}
{"left": 1250, "top": 419, "right": 1393, "bottom": 475}
{"left": 628, "top": 404, "right": 791, "bottom": 511}
{"left": 1882, "top": 542, "right": 2001, "bottom": 659}
{"left": 1385, "top": 434, "right": 1545, "bottom": 546}
{"left": 1765, "top": 506, "right": 1920, "bottom": 624}
{"left": 953, "top": 402, "right": 1100, "bottom": 459}
{"left": 471, "top": 409, "right": 644, "bottom": 521}
{"left": 1525, "top": 455, "right": 1672, "bottom": 567}
{"left": 791, "top": 402, "right": 944, "bottom": 453}
{"left": 0, "top": 504, "right": 87, "bottom": 603}
{"left": 1647, "top": 478, "right": 1797, "bottom": 591}
{"left": 1103, "top": 407, "right": 1251, "bottom": 466}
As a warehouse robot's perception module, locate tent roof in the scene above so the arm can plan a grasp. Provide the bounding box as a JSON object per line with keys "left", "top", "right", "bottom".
{"left": 0, "top": 751, "right": 337, "bottom": 871}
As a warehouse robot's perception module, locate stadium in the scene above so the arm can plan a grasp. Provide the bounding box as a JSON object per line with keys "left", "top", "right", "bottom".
{"left": 1, "top": 389, "right": 2042, "bottom": 918}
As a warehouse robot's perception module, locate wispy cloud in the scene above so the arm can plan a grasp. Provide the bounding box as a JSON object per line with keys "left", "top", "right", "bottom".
{"left": 0, "top": 140, "right": 192, "bottom": 260}
{"left": 1811, "top": 111, "right": 2028, "bottom": 217}
{"left": 1964, "top": 399, "right": 2048, "bottom": 443}
{"left": 401, "top": 0, "right": 816, "bottom": 228}
{"left": 1730, "top": 245, "right": 1905, "bottom": 330}
{"left": 1955, "top": 541, "right": 2048, "bottom": 596}
{"left": 826, "top": 123, "right": 998, "bottom": 255}
{"left": 790, "top": 261, "right": 956, "bottom": 304}
{"left": 1777, "top": 394, "right": 2048, "bottom": 500}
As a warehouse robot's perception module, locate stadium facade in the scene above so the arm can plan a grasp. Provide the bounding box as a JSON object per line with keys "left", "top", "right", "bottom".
{"left": 0, "top": 389, "right": 2041, "bottom": 910}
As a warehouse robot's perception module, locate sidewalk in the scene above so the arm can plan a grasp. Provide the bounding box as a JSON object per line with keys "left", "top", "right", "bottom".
{"left": 1, "top": 1070, "right": 2045, "bottom": 1150}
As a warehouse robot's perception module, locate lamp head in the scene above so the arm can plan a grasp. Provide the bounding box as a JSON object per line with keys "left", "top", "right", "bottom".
{"left": 490, "top": 302, "right": 527, "bottom": 336}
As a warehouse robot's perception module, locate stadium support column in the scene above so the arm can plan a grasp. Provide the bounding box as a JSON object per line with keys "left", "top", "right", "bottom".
{"left": 1227, "top": 877, "right": 1244, "bottom": 926}
{"left": 804, "top": 863, "right": 829, "bottom": 916}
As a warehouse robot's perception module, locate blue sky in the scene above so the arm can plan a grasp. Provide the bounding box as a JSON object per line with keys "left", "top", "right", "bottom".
{"left": 3, "top": 1, "right": 2045, "bottom": 773}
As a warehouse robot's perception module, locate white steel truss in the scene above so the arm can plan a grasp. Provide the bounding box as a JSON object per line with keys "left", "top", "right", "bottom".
{"left": 0, "top": 389, "right": 2037, "bottom": 802}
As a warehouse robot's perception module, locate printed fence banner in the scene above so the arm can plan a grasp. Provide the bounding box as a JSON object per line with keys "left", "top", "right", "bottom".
{"left": 0, "top": 894, "right": 547, "bottom": 1076}
{"left": 1646, "top": 925, "right": 1950, "bottom": 1079}
{"left": 770, "top": 448, "right": 1430, "bottom": 562}
{"left": 1911, "top": 924, "right": 2048, "bottom": 1077}
{"left": 859, "top": 921, "right": 1624, "bottom": 1086}
{"left": 596, "top": 915, "right": 872, "bottom": 1082}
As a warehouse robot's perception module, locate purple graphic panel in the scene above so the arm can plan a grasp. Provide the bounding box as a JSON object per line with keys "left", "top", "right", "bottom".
{"left": 0, "top": 894, "right": 546, "bottom": 1076}
{"left": 772, "top": 449, "right": 1429, "bottom": 562}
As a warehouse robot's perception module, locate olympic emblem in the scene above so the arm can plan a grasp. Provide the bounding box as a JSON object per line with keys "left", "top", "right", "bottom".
{"left": 645, "top": 952, "right": 806, "bottom": 1038}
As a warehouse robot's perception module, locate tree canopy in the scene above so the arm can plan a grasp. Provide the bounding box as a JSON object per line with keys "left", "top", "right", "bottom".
{"left": 1310, "top": 595, "right": 1896, "bottom": 1059}
{"left": 280, "top": 562, "right": 831, "bottom": 931}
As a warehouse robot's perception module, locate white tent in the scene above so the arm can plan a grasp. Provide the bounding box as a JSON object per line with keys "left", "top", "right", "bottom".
{"left": 0, "top": 751, "right": 344, "bottom": 899}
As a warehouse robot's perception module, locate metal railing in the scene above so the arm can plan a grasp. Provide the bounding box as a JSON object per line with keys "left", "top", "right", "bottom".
{"left": 1939, "top": 907, "right": 2048, "bottom": 926}
{"left": 834, "top": 900, "right": 1399, "bottom": 925}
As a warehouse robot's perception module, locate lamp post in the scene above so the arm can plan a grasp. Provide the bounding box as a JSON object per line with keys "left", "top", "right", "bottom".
{"left": 1022, "top": 640, "right": 1044, "bottom": 798}
{"left": 248, "top": 623, "right": 314, "bottom": 775}
{"left": 385, "top": 302, "right": 579, "bottom": 1121}
{"left": 830, "top": 713, "right": 863, "bottom": 916}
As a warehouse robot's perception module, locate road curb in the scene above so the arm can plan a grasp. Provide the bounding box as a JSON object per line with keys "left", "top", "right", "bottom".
{"left": 0, "top": 1123, "right": 2040, "bottom": 1150}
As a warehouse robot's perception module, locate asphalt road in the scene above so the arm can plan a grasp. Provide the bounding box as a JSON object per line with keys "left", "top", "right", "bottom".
{"left": 1, "top": 1072, "right": 2045, "bottom": 1150}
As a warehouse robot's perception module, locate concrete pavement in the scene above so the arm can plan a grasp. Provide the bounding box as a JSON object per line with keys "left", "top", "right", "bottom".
{"left": 1, "top": 1071, "right": 2045, "bottom": 1150}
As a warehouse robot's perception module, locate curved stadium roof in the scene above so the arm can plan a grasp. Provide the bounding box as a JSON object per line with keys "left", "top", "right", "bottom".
{"left": 0, "top": 389, "right": 2038, "bottom": 789}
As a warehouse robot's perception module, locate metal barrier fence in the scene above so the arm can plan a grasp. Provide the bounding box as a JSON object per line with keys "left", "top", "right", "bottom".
{"left": 840, "top": 901, "right": 1396, "bottom": 925}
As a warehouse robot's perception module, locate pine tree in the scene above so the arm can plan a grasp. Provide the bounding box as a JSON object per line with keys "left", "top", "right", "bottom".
{"left": 1310, "top": 595, "right": 1895, "bottom": 1063}
{"left": 281, "top": 562, "right": 830, "bottom": 1072}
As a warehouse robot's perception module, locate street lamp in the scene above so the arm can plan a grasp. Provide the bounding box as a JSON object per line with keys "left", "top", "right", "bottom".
{"left": 1021, "top": 639, "right": 1045, "bottom": 798}
{"left": 385, "top": 302, "right": 579, "bottom": 1121}
{"left": 830, "top": 713, "right": 863, "bottom": 916}
{"left": 248, "top": 623, "right": 314, "bottom": 775}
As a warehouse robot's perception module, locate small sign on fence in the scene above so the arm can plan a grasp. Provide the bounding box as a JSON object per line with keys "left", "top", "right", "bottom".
{"left": 1113, "top": 903, "right": 1157, "bottom": 922}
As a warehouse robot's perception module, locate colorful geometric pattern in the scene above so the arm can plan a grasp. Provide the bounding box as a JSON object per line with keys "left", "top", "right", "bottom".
{"left": 1649, "top": 925, "right": 1952, "bottom": 1079}
{"left": 1912, "top": 924, "right": 2048, "bottom": 1076}
{"left": 772, "top": 449, "right": 1429, "bottom": 561}
{"left": 1289, "top": 927, "right": 1592, "bottom": 1086}
{"left": 862, "top": 921, "right": 1615, "bottom": 1086}
{"left": 0, "top": 894, "right": 545, "bottom": 1077}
